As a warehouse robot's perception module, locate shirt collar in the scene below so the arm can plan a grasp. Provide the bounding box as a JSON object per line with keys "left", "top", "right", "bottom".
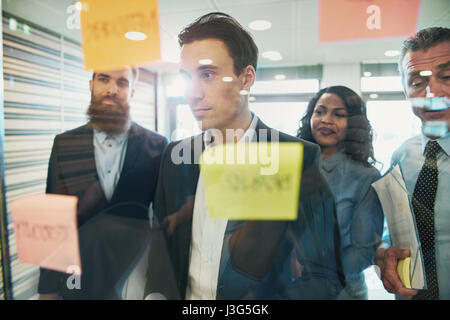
{"left": 94, "top": 122, "right": 130, "bottom": 145}
{"left": 321, "top": 149, "right": 346, "bottom": 173}
{"left": 203, "top": 114, "right": 259, "bottom": 149}
{"left": 421, "top": 133, "right": 450, "bottom": 157}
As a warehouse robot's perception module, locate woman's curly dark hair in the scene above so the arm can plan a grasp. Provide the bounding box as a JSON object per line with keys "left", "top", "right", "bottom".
{"left": 297, "top": 85, "right": 376, "bottom": 167}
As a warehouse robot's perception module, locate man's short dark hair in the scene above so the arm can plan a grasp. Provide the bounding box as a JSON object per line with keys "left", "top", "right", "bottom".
{"left": 398, "top": 27, "right": 450, "bottom": 78}
{"left": 178, "top": 12, "right": 258, "bottom": 76}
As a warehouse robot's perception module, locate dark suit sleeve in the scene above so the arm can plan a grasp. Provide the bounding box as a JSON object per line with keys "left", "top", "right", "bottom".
{"left": 45, "top": 136, "right": 68, "bottom": 195}
{"left": 217, "top": 142, "right": 345, "bottom": 299}
{"left": 144, "top": 143, "right": 181, "bottom": 299}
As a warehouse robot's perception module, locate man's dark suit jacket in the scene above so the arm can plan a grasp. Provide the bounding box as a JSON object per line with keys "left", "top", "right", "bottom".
{"left": 38, "top": 121, "right": 167, "bottom": 299}
{"left": 144, "top": 119, "right": 345, "bottom": 300}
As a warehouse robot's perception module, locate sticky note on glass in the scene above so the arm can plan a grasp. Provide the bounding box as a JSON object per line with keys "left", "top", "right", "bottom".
{"left": 11, "top": 194, "right": 81, "bottom": 275}
{"left": 397, "top": 257, "right": 412, "bottom": 289}
{"left": 80, "top": 0, "right": 161, "bottom": 71}
{"left": 200, "top": 142, "right": 303, "bottom": 220}
{"left": 319, "top": 0, "right": 420, "bottom": 42}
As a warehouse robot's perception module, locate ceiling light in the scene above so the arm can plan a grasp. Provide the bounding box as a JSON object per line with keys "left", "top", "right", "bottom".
{"left": 249, "top": 96, "right": 256, "bottom": 102}
{"left": 248, "top": 20, "right": 272, "bottom": 31}
{"left": 384, "top": 50, "right": 400, "bottom": 57}
{"left": 262, "top": 51, "right": 283, "bottom": 61}
{"left": 125, "top": 31, "right": 147, "bottom": 41}
{"left": 363, "top": 72, "right": 372, "bottom": 77}
{"left": 369, "top": 93, "right": 378, "bottom": 99}
{"left": 274, "top": 74, "right": 286, "bottom": 80}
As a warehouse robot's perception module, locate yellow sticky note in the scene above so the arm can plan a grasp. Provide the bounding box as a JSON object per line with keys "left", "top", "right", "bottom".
{"left": 397, "top": 257, "right": 412, "bottom": 289}
{"left": 80, "top": 0, "right": 161, "bottom": 71}
{"left": 200, "top": 142, "right": 303, "bottom": 220}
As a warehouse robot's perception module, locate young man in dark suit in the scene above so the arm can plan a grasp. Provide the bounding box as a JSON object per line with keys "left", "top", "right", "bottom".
{"left": 144, "top": 12, "right": 345, "bottom": 300}
{"left": 38, "top": 67, "right": 167, "bottom": 299}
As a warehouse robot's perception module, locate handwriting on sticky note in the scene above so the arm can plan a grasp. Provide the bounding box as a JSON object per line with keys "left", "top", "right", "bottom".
{"left": 11, "top": 194, "right": 81, "bottom": 274}
{"left": 80, "top": 0, "right": 161, "bottom": 71}
{"left": 15, "top": 222, "right": 69, "bottom": 242}
{"left": 200, "top": 143, "right": 303, "bottom": 220}
{"left": 222, "top": 171, "right": 293, "bottom": 193}
{"left": 84, "top": 11, "right": 158, "bottom": 45}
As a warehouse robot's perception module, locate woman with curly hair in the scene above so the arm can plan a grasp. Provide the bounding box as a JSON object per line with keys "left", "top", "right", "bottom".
{"left": 297, "top": 85, "right": 384, "bottom": 299}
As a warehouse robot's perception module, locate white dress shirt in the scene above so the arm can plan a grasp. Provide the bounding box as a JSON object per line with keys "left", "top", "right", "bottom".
{"left": 93, "top": 127, "right": 129, "bottom": 202}
{"left": 186, "top": 115, "right": 259, "bottom": 300}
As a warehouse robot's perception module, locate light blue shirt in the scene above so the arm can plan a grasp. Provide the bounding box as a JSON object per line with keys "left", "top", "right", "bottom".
{"left": 390, "top": 133, "right": 450, "bottom": 299}
{"left": 321, "top": 151, "right": 384, "bottom": 297}
{"left": 93, "top": 128, "right": 129, "bottom": 202}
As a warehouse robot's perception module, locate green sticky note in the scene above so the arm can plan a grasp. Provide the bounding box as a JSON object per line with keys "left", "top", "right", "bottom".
{"left": 200, "top": 142, "right": 303, "bottom": 220}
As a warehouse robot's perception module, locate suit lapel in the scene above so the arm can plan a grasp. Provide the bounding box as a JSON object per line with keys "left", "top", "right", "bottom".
{"left": 110, "top": 123, "right": 142, "bottom": 202}
{"left": 255, "top": 118, "right": 272, "bottom": 142}
{"left": 68, "top": 124, "right": 108, "bottom": 222}
{"left": 70, "top": 124, "right": 102, "bottom": 192}
{"left": 191, "top": 133, "right": 204, "bottom": 183}
{"left": 121, "top": 123, "right": 142, "bottom": 175}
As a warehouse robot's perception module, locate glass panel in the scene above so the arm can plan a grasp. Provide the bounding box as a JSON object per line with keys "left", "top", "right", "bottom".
{"left": 361, "top": 76, "right": 403, "bottom": 92}
{"left": 249, "top": 102, "right": 308, "bottom": 137}
{"left": 367, "top": 100, "right": 422, "bottom": 174}
{"left": 251, "top": 79, "right": 319, "bottom": 95}
{"left": 174, "top": 104, "right": 200, "bottom": 140}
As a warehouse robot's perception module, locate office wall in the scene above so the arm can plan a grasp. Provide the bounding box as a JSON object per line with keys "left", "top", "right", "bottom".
{"left": 321, "top": 63, "right": 362, "bottom": 94}
{"left": 0, "top": 0, "right": 12, "bottom": 301}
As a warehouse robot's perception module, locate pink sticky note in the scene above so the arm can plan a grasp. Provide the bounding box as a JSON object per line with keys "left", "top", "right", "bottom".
{"left": 11, "top": 194, "right": 81, "bottom": 275}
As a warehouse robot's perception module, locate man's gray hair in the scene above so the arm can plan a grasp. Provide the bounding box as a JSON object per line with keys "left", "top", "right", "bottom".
{"left": 398, "top": 27, "right": 450, "bottom": 78}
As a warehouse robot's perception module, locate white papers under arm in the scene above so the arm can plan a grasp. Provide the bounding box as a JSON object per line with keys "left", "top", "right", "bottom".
{"left": 371, "top": 165, "right": 425, "bottom": 290}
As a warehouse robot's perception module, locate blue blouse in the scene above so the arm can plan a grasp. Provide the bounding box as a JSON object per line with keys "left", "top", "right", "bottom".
{"left": 321, "top": 151, "right": 384, "bottom": 281}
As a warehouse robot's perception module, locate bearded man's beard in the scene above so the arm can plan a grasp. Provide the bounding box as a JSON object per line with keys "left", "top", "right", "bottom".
{"left": 87, "top": 96, "right": 130, "bottom": 136}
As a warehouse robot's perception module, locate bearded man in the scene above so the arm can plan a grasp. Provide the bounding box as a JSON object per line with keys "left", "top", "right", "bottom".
{"left": 38, "top": 67, "right": 167, "bottom": 299}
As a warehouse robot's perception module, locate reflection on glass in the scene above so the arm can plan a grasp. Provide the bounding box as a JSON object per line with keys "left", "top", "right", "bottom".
{"left": 367, "top": 100, "right": 421, "bottom": 173}
{"left": 199, "top": 59, "right": 212, "bottom": 65}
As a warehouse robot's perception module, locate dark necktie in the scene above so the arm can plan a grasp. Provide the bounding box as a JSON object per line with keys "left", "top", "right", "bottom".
{"left": 412, "top": 140, "right": 441, "bottom": 300}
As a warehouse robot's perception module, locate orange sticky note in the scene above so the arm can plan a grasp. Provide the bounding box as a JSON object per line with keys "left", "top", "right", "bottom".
{"left": 319, "top": 0, "right": 420, "bottom": 42}
{"left": 80, "top": 0, "right": 161, "bottom": 71}
{"left": 11, "top": 194, "right": 81, "bottom": 275}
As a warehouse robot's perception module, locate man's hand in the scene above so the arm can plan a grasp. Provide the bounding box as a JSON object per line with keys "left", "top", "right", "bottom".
{"left": 290, "top": 250, "right": 303, "bottom": 280}
{"left": 376, "top": 247, "right": 418, "bottom": 299}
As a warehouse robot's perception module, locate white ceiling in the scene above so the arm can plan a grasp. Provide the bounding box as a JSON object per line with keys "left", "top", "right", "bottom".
{"left": 3, "top": 0, "right": 450, "bottom": 72}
